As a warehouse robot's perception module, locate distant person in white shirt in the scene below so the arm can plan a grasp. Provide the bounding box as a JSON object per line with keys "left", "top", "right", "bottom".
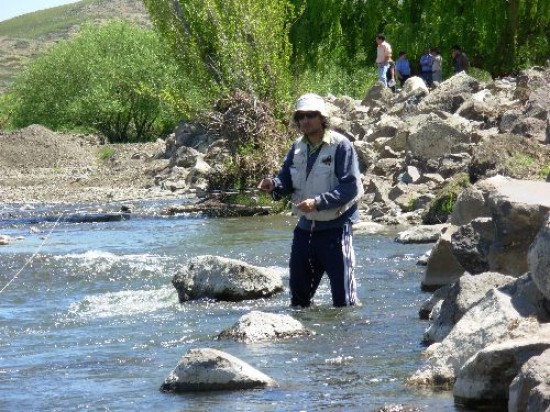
{"left": 375, "top": 34, "right": 392, "bottom": 87}
{"left": 431, "top": 48, "right": 443, "bottom": 85}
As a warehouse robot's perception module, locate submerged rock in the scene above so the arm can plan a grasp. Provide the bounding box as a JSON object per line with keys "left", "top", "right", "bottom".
{"left": 160, "top": 348, "right": 277, "bottom": 392}
{"left": 217, "top": 311, "right": 313, "bottom": 343}
{"left": 172, "top": 255, "right": 283, "bottom": 302}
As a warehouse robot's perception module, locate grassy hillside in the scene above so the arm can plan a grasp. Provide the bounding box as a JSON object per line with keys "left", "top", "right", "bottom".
{"left": 0, "top": 0, "right": 149, "bottom": 91}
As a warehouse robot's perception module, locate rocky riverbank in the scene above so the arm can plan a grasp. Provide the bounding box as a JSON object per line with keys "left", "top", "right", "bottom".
{"left": 2, "top": 67, "right": 549, "bottom": 218}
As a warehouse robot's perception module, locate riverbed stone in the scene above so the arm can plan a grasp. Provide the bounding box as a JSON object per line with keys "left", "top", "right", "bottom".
{"left": 453, "top": 327, "right": 550, "bottom": 410}
{"left": 409, "top": 285, "right": 542, "bottom": 387}
{"left": 528, "top": 215, "right": 550, "bottom": 300}
{"left": 509, "top": 348, "right": 550, "bottom": 412}
{"left": 172, "top": 255, "right": 283, "bottom": 302}
{"left": 422, "top": 225, "right": 465, "bottom": 291}
{"left": 423, "top": 272, "right": 515, "bottom": 344}
{"left": 160, "top": 348, "right": 277, "bottom": 392}
{"left": 217, "top": 311, "right": 313, "bottom": 343}
{"left": 395, "top": 224, "right": 446, "bottom": 244}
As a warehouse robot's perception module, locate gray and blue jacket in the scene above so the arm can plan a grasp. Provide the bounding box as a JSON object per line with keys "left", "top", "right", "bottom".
{"left": 272, "top": 129, "right": 363, "bottom": 231}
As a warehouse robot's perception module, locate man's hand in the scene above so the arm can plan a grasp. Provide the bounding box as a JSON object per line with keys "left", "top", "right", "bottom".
{"left": 296, "top": 198, "right": 317, "bottom": 213}
{"left": 257, "top": 178, "right": 274, "bottom": 193}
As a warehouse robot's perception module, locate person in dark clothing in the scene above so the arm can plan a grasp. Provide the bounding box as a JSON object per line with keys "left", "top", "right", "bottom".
{"left": 257, "top": 93, "right": 363, "bottom": 307}
{"left": 395, "top": 51, "right": 411, "bottom": 87}
{"left": 451, "top": 45, "right": 469, "bottom": 73}
{"left": 419, "top": 48, "right": 433, "bottom": 87}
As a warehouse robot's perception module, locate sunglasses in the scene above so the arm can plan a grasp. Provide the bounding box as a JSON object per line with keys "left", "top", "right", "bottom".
{"left": 294, "top": 111, "right": 319, "bottom": 121}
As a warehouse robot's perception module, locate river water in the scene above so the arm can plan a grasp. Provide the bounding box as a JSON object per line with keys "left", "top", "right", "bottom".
{"left": 0, "top": 201, "right": 465, "bottom": 411}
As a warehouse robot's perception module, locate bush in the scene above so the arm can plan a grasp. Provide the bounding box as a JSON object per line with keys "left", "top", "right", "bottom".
{"left": 8, "top": 20, "right": 188, "bottom": 142}
{"left": 144, "top": 0, "right": 294, "bottom": 114}
{"left": 423, "top": 173, "right": 470, "bottom": 224}
{"left": 295, "top": 59, "right": 377, "bottom": 100}
{"left": 206, "top": 90, "right": 291, "bottom": 191}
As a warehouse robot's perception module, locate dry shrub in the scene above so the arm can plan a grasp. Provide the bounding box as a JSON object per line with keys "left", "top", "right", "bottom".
{"left": 206, "top": 89, "right": 291, "bottom": 190}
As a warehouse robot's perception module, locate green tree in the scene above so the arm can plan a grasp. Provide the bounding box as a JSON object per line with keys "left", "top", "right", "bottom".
{"left": 9, "top": 20, "right": 186, "bottom": 142}
{"left": 288, "top": 0, "right": 550, "bottom": 79}
{"left": 144, "top": 0, "right": 294, "bottom": 110}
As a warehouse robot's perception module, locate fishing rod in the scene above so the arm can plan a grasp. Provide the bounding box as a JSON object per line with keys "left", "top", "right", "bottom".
{"left": 0, "top": 212, "right": 64, "bottom": 295}
{"left": 196, "top": 187, "right": 263, "bottom": 196}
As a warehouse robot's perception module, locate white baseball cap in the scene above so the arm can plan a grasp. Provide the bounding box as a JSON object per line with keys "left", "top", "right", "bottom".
{"left": 294, "top": 93, "right": 328, "bottom": 117}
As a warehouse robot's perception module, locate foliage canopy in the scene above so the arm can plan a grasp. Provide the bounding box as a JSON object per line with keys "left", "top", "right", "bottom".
{"left": 287, "top": 0, "right": 550, "bottom": 78}
{"left": 9, "top": 20, "right": 186, "bottom": 142}
{"left": 143, "top": 0, "right": 294, "bottom": 111}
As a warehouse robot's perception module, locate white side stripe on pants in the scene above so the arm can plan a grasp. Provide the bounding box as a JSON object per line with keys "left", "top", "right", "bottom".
{"left": 342, "top": 222, "right": 357, "bottom": 305}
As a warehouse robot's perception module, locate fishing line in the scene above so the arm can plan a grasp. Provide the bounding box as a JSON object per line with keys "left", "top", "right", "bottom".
{"left": 0, "top": 212, "right": 63, "bottom": 295}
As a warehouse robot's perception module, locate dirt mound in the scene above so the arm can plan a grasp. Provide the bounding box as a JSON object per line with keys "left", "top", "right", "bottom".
{"left": 0, "top": 125, "right": 175, "bottom": 204}
{"left": 0, "top": 125, "right": 95, "bottom": 168}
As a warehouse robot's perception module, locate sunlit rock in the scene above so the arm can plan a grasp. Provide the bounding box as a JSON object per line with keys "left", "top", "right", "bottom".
{"left": 423, "top": 272, "right": 515, "bottom": 344}
{"left": 509, "top": 347, "right": 550, "bottom": 412}
{"left": 454, "top": 327, "right": 550, "bottom": 409}
{"left": 172, "top": 255, "right": 283, "bottom": 302}
{"left": 528, "top": 215, "right": 550, "bottom": 300}
{"left": 217, "top": 311, "right": 313, "bottom": 343}
{"left": 409, "top": 283, "right": 542, "bottom": 387}
{"left": 160, "top": 348, "right": 277, "bottom": 392}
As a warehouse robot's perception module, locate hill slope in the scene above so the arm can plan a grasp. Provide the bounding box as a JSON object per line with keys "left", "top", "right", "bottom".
{"left": 0, "top": 0, "right": 150, "bottom": 92}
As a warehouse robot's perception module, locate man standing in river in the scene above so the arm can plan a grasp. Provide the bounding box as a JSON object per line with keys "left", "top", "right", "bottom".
{"left": 258, "top": 93, "right": 364, "bottom": 307}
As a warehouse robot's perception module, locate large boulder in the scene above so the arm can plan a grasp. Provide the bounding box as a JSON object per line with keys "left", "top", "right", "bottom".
{"left": 402, "top": 75, "right": 429, "bottom": 95}
{"left": 442, "top": 176, "right": 550, "bottom": 277}
{"left": 217, "top": 311, "right": 313, "bottom": 343}
{"left": 422, "top": 226, "right": 465, "bottom": 291}
{"left": 449, "top": 185, "right": 489, "bottom": 226}
{"left": 453, "top": 329, "right": 550, "bottom": 410}
{"left": 365, "top": 114, "right": 406, "bottom": 142}
{"left": 423, "top": 272, "right": 515, "bottom": 344}
{"left": 449, "top": 217, "right": 494, "bottom": 274}
{"left": 361, "top": 82, "right": 394, "bottom": 110}
{"left": 172, "top": 255, "right": 283, "bottom": 302}
{"left": 485, "top": 177, "right": 550, "bottom": 276}
{"left": 168, "top": 145, "right": 202, "bottom": 168}
{"left": 500, "top": 82, "right": 550, "bottom": 143}
{"left": 455, "top": 98, "right": 497, "bottom": 124}
{"left": 409, "top": 279, "right": 543, "bottom": 387}
{"left": 527, "top": 384, "right": 550, "bottom": 411}
{"left": 160, "top": 348, "right": 277, "bottom": 392}
{"left": 528, "top": 215, "right": 550, "bottom": 300}
{"left": 418, "top": 71, "right": 482, "bottom": 113}
{"left": 509, "top": 348, "right": 550, "bottom": 412}
{"left": 418, "top": 284, "right": 453, "bottom": 320}
{"left": 168, "top": 121, "right": 219, "bottom": 155}
{"left": 405, "top": 115, "right": 471, "bottom": 167}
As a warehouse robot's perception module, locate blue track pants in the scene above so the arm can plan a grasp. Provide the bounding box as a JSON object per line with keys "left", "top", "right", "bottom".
{"left": 289, "top": 223, "right": 358, "bottom": 307}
